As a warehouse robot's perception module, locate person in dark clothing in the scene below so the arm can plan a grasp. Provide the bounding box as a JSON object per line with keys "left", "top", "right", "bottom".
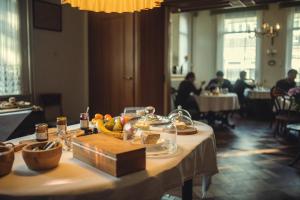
{"left": 175, "top": 72, "right": 205, "bottom": 111}
{"left": 205, "top": 71, "right": 233, "bottom": 92}
{"left": 276, "top": 69, "right": 298, "bottom": 92}
{"left": 233, "top": 71, "right": 255, "bottom": 113}
{"left": 234, "top": 71, "right": 255, "bottom": 105}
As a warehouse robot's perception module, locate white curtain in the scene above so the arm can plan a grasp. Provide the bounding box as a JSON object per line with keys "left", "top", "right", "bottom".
{"left": 0, "top": 0, "right": 22, "bottom": 95}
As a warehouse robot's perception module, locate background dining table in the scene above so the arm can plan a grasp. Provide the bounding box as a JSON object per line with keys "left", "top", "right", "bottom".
{"left": 194, "top": 93, "right": 240, "bottom": 128}
{"left": 195, "top": 93, "right": 240, "bottom": 113}
{"left": 245, "top": 88, "right": 271, "bottom": 100}
{"left": 244, "top": 88, "right": 273, "bottom": 120}
{"left": 0, "top": 121, "right": 218, "bottom": 200}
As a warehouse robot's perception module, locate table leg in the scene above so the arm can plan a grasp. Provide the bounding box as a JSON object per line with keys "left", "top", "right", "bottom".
{"left": 221, "top": 112, "right": 235, "bottom": 129}
{"left": 289, "top": 152, "right": 300, "bottom": 166}
{"left": 201, "top": 175, "right": 211, "bottom": 199}
{"left": 182, "top": 179, "right": 193, "bottom": 200}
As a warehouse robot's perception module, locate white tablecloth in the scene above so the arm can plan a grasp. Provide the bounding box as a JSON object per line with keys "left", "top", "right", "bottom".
{"left": 245, "top": 89, "right": 271, "bottom": 99}
{"left": 195, "top": 93, "right": 240, "bottom": 112}
{"left": 0, "top": 122, "right": 218, "bottom": 200}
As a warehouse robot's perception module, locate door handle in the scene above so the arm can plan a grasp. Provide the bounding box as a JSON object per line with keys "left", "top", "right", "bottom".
{"left": 123, "top": 76, "right": 133, "bottom": 80}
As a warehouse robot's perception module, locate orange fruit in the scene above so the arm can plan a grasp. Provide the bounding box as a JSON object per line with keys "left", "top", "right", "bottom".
{"left": 95, "top": 113, "right": 103, "bottom": 120}
{"left": 104, "top": 114, "right": 112, "bottom": 120}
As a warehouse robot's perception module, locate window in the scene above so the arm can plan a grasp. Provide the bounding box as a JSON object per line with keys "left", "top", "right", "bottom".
{"left": 178, "top": 13, "right": 190, "bottom": 75}
{"left": 217, "top": 12, "right": 260, "bottom": 82}
{"left": 170, "top": 13, "right": 191, "bottom": 77}
{"left": 287, "top": 9, "right": 300, "bottom": 82}
{"left": 0, "top": 0, "right": 28, "bottom": 96}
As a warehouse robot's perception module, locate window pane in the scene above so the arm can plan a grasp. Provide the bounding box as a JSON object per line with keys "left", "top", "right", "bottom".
{"left": 291, "top": 29, "right": 300, "bottom": 82}
{"left": 178, "top": 14, "right": 190, "bottom": 75}
{"left": 222, "top": 15, "right": 257, "bottom": 82}
{"left": 224, "top": 16, "right": 257, "bottom": 33}
{"left": 0, "top": 0, "right": 22, "bottom": 95}
{"left": 293, "top": 12, "right": 300, "bottom": 29}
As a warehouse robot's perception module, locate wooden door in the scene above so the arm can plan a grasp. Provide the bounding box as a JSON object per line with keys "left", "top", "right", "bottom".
{"left": 89, "top": 13, "right": 135, "bottom": 116}
{"left": 135, "top": 8, "right": 166, "bottom": 115}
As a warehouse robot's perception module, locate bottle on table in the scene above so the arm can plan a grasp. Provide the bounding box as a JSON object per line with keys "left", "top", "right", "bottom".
{"left": 35, "top": 123, "right": 48, "bottom": 142}
{"left": 80, "top": 113, "right": 89, "bottom": 132}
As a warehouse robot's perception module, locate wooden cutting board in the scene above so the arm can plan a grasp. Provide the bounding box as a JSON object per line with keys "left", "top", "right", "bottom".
{"left": 72, "top": 134, "right": 146, "bottom": 177}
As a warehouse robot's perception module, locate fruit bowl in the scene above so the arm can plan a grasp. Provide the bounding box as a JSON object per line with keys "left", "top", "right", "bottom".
{"left": 22, "top": 141, "right": 62, "bottom": 171}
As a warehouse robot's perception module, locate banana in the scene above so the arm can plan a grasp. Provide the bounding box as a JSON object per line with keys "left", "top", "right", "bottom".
{"left": 96, "top": 120, "right": 112, "bottom": 133}
{"left": 96, "top": 119, "right": 123, "bottom": 139}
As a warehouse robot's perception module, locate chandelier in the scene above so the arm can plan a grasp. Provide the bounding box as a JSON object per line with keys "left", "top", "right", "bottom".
{"left": 61, "top": 0, "right": 164, "bottom": 13}
{"left": 254, "top": 23, "right": 280, "bottom": 45}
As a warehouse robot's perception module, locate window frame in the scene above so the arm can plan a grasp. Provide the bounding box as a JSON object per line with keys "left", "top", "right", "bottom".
{"left": 216, "top": 11, "right": 262, "bottom": 83}
{"left": 286, "top": 7, "right": 300, "bottom": 83}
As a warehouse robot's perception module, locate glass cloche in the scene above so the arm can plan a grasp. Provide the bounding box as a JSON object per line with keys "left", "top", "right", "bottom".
{"left": 168, "top": 106, "right": 192, "bottom": 120}
{"left": 168, "top": 106, "right": 197, "bottom": 135}
{"left": 123, "top": 106, "right": 177, "bottom": 157}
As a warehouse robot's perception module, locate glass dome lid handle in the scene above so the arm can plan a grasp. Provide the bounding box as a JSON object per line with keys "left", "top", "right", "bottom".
{"left": 145, "top": 106, "right": 155, "bottom": 114}
{"left": 177, "top": 105, "right": 182, "bottom": 110}
{"left": 178, "top": 111, "right": 183, "bottom": 117}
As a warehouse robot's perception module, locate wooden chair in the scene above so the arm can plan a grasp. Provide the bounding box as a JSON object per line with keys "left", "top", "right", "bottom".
{"left": 271, "top": 87, "right": 300, "bottom": 137}
{"left": 39, "top": 93, "right": 63, "bottom": 127}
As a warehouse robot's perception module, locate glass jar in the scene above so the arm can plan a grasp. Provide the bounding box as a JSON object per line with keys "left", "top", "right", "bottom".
{"left": 124, "top": 106, "right": 177, "bottom": 157}
{"left": 56, "top": 116, "right": 70, "bottom": 151}
{"left": 80, "top": 113, "right": 89, "bottom": 131}
{"left": 35, "top": 123, "right": 48, "bottom": 142}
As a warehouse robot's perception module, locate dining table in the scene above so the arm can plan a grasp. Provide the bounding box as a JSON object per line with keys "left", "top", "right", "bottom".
{"left": 244, "top": 88, "right": 271, "bottom": 100}
{"left": 244, "top": 88, "right": 273, "bottom": 119}
{"left": 195, "top": 92, "right": 240, "bottom": 128}
{"left": 0, "top": 121, "right": 218, "bottom": 200}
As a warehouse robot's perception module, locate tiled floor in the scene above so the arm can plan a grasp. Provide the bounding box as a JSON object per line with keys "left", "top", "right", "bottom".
{"left": 164, "top": 117, "right": 300, "bottom": 200}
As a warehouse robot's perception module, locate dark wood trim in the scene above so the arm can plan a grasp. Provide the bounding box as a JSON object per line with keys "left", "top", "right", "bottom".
{"left": 279, "top": 1, "right": 300, "bottom": 8}
{"left": 171, "top": 3, "right": 230, "bottom": 13}
{"left": 164, "top": 6, "right": 171, "bottom": 115}
{"left": 134, "top": 13, "right": 140, "bottom": 107}
{"left": 210, "top": 4, "right": 269, "bottom": 15}
{"left": 32, "top": 0, "right": 62, "bottom": 32}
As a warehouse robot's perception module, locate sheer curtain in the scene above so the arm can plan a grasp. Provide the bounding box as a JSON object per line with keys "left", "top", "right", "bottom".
{"left": 0, "top": 0, "right": 22, "bottom": 95}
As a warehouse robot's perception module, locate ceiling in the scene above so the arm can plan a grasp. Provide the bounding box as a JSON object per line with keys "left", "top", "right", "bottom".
{"left": 163, "top": 0, "right": 300, "bottom": 12}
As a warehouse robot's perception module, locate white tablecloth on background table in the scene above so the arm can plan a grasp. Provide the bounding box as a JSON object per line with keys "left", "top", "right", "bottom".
{"left": 195, "top": 93, "right": 240, "bottom": 112}
{"left": 0, "top": 122, "right": 218, "bottom": 200}
{"left": 245, "top": 89, "right": 271, "bottom": 99}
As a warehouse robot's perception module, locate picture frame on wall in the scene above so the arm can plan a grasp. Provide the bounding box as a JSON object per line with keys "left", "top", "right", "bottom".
{"left": 33, "top": 0, "right": 62, "bottom": 32}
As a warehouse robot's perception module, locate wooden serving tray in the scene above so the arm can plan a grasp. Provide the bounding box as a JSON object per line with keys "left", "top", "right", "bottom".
{"left": 177, "top": 127, "right": 198, "bottom": 135}
{"left": 72, "top": 134, "right": 146, "bottom": 177}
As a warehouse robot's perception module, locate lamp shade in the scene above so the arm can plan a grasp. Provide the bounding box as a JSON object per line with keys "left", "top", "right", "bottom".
{"left": 61, "top": 0, "right": 164, "bottom": 13}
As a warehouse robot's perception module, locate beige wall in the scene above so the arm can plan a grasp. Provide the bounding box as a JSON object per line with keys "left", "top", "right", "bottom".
{"left": 30, "top": 0, "right": 88, "bottom": 121}
{"left": 187, "top": 3, "right": 293, "bottom": 88}
{"left": 260, "top": 4, "right": 288, "bottom": 87}
{"left": 192, "top": 10, "right": 216, "bottom": 87}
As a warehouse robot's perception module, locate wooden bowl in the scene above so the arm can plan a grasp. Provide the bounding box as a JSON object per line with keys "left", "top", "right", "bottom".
{"left": 0, "top": 146, "right": 14, "bottom": 176}
{"left": 22, "top": 141, "right": 62, "bottom": 171}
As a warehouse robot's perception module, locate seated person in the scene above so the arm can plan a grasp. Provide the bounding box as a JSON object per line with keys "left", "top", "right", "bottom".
{"left": 205, "top": 71, "right": 233, "bottom": 92}
{"left": 234, "top": 71, "right": 255, "bottom": 105}
{"left": 276, "top": 69, "right": 298, "bottom": 92}
{"left": 175, "top": 72, "right": 205, "bottom": 111}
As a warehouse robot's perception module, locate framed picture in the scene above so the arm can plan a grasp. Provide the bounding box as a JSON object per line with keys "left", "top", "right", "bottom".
{"left": 33, "top": 0, "right": 62, "bottom": 32}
